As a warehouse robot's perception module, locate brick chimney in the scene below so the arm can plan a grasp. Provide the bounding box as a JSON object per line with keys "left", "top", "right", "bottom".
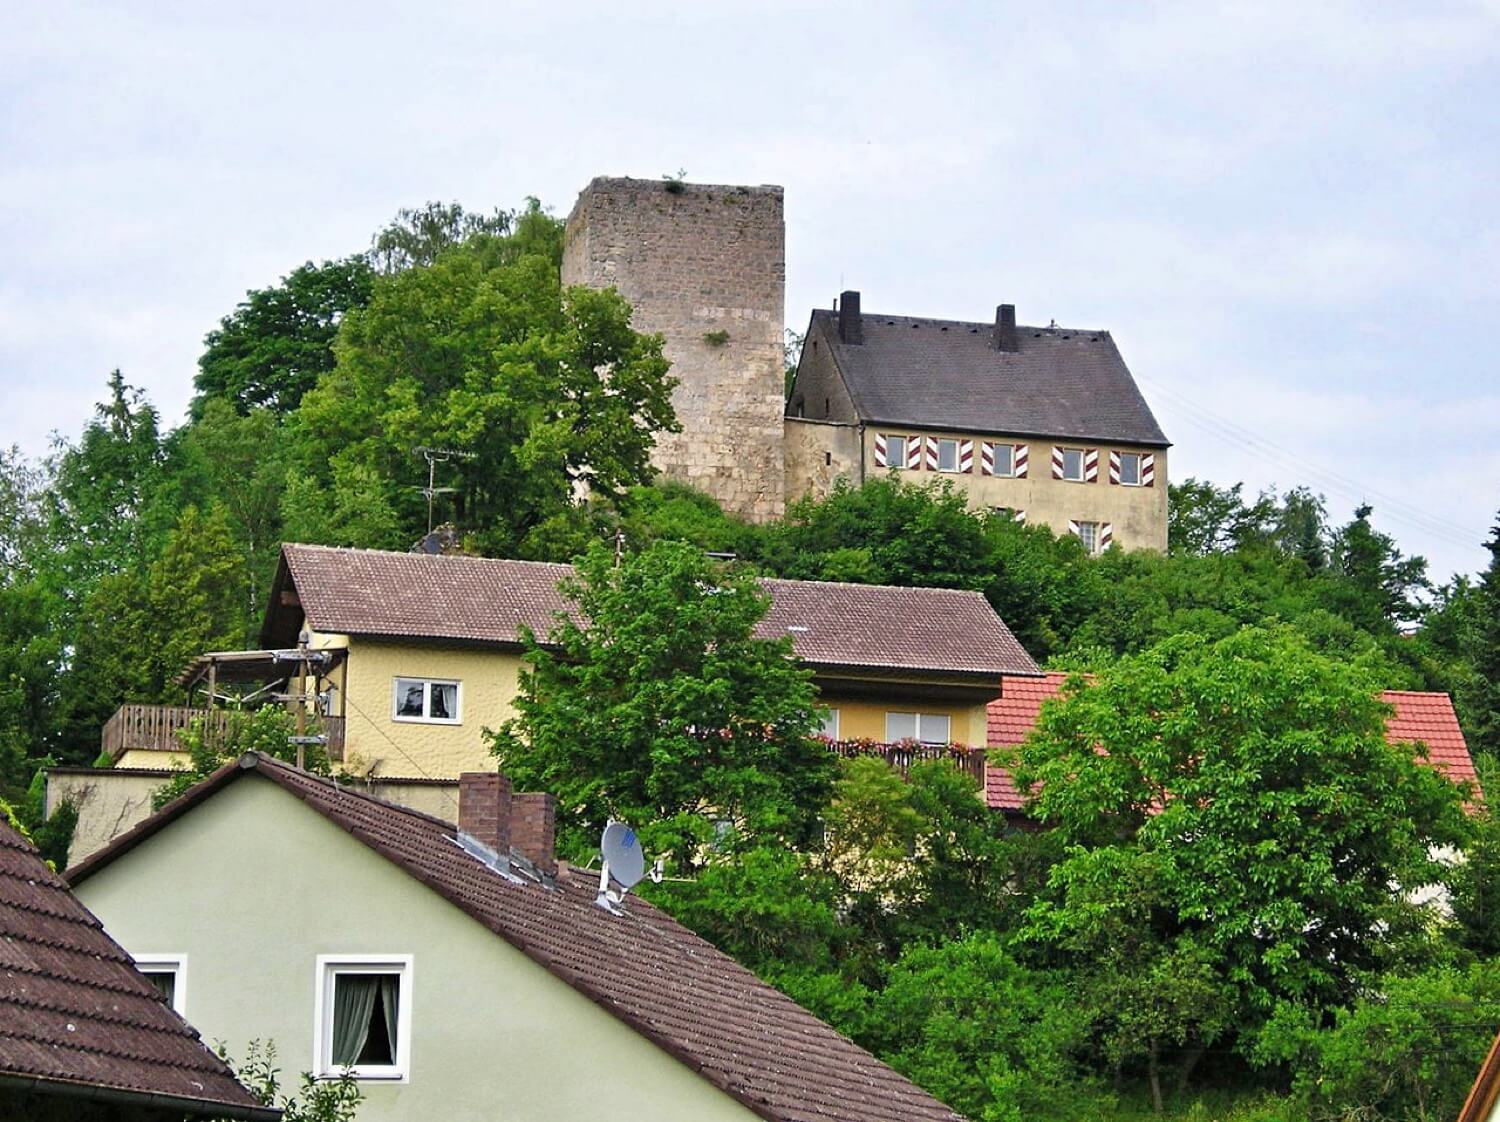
{"left": 458, "top": 772, "right": 512, "bottom": 857}
{"left": 994, "top": 304, "right": 1018, "bottom": 352}
{"left": 838, "top": 290, "right": 863, "bottom": 345}
{"left": 512, "top": 792, "right": 557, "bottom": 878}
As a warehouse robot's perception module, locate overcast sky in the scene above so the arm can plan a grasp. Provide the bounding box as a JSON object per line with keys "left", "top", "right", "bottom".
{"left": 3, "top": 1, "right": 1496, "bottom": 580}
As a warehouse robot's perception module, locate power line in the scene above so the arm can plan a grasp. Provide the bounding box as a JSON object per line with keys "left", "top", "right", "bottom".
{"left": 1137, "top": 374, "right": 1484, "bottom": 552}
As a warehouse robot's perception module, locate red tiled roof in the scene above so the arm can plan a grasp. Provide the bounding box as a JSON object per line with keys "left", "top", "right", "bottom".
{"left": 269, "top": 543, "right": 1039, "bottom": 680}
{"left": 69, "top": 756, "right": 964, "bottom": 1122}
{"left": 984, "top": 676, "right": 1480, "bottom": 812}
{"left": 0, "top": 819, "right": 274, "bottom": 1118}
{"left": 984, "top": 672, "right": 1071, "bottom": 811}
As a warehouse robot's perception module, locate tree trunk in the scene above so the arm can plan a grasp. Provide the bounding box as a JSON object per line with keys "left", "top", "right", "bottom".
{"left": 1174, "top": 1044, "right": 1206, "bottom": 1094}
{"left": 1149, "top": 1039, "right": 1164, "bottom": 1116}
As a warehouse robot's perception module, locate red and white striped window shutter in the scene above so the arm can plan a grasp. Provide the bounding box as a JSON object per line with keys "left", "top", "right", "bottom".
{"left": 980, "top": 442, "right": 995, "bottom": 475}
{"left": 874, "top": 433, "right": 889, "bottom": 468}
{"left": 1014, "top": 444, "right": 1028, "bottom": 478}
{"left": 1142, "top": 453, "right": 1155, "bottom": 487}
{"left": 958, "top": 439, "right": 974, "bottom": 473}
{"left": 924, "top": 437, "right": 939, "bottom": 471}
{"left": 1108, "top": 450, "right": 1121, "bottom": 485}
{"left": 1051, "top": 446, "right": 1066, "bottom": 479}
{"left": 907, "top": 436, "right": 923, "bottom": 470}
{"left": 1084, "top": 449, "right": 1099, "bottom": 483}
{"left": 1100, "top": 522, "right": 1113, "bottom": 548}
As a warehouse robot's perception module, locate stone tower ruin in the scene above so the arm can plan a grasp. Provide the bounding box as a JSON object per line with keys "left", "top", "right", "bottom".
{"left": 561, "top": 177, "right": 786, "bottom": 522}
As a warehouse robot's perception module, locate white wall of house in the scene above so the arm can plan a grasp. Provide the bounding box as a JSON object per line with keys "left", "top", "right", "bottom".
{"left": 73, "top": 775, "right": 762, "bottom": 1122}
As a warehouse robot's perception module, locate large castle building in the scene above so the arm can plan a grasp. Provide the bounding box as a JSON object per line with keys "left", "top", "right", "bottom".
{"left": 562, "top": 176, "right": 1170, "bottom": 553}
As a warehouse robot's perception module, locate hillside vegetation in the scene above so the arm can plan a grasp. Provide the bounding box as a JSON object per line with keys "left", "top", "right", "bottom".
{"left": 3, "top": 200, "right": 1499, "bottom": 1120}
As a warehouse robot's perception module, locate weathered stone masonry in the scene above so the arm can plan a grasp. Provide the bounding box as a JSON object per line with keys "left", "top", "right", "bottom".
{"left": 562, "top": 177, "right": 787, "bottom": 521}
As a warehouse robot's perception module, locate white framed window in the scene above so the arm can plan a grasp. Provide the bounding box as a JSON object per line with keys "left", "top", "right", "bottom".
{"left": 818, "top": 708, "right": 840, "bottom": 738}
{"left": 392, "top": 678, "right": 461, "bottom": 724}
{"left": 134, "top": 953, "right": 186, "bottom": 1014}
{"left": 1118, "top": 452, "right": 1142, "bottom": 486}
{"left": 936, "top": 438, "right": 959, "bottom": 472}
{"left": 886, "top": 435, "right": 908, "bottom": 470}
{"left": 1060, "top": 447, "right": 1085, "bottom": 481}
{"left": 314, "top": 955, "right": 413, "bottom": 1082}
{"left": 1075, "top": 521, "right": 1101, "bottom": 554}
{"left": 885, "top": 712, "right": 952, "bottom": 746}
{"left": 991, "top": 443, "right": 1016, "bottom": 477}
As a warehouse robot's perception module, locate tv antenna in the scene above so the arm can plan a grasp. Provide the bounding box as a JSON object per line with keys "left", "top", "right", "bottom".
{"left": 595, "top": 820, "right": 652, "bottom": 915}
{"left": 412, "top": 446, "right": 476, "bottom": 534}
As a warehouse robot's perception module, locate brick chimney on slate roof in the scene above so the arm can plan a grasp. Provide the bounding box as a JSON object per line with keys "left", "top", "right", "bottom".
{"left": 512, "top": 792, "right": 557, "bottom": 878}
{"left": 994, "top": 303, "right": 1019, "bottom": 352}
{"left": 839, "top": 290, "right": 863, "bottom": 344}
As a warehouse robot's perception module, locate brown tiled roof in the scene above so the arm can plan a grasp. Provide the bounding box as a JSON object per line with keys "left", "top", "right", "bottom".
{"left": 0, "top": 818, "right": 274, "bottom": 1118}
{"left": 272, "top": 544, "right": 1039, "bottom": 679}
{"left": 70, "top": 755, "right": 965, "bottom": 1122}
{"left": 983, "top": 674, "right": 1482, "bottom": 812}
{"left": 806, "top": 308, "right": 1170, "bottom": 446}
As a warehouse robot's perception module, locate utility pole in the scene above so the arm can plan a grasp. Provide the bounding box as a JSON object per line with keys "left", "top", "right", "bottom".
{"left": 413, "top": 446, "right": 477, "bottom": 534}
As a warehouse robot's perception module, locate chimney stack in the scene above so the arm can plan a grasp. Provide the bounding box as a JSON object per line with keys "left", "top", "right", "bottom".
{"left": 458, "top": 772, "right": 512, "bottom": 857}
{"left": 511, "top": 792, "right": 557, "bottom": 878}
{"left": 838, "top": 290, "right": 863, "bottom": 345}
{"left": 995, "top": 304, "right": 1018, "bottom": 352}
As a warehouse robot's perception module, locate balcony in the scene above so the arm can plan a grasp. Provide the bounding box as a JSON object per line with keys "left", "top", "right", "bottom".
{"left": 101, "top": 704, "right": 346, "bottom": 763}
{"left": 824, "top": 737, "right": 986, "bottom": 786}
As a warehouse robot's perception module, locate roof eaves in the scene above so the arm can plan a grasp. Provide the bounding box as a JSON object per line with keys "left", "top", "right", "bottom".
{"left": 0, "top": 1072, "right": 281, "bottom": 1121}
{"left": 854, "top": 414, "right": 1172, "bottom": 449}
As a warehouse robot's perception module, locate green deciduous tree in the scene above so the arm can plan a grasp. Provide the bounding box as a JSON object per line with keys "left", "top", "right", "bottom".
{"left": 1471, "top": 515, "right": 1500, "bottom": 759}
{"left": 491, "top": 541, "right": 832, "bottom": 867}
{"left": 367, "top": 200, "right": 521, "bottom": 274}
{"left": 194, "top": 257, "right": 374, "bottom": 417}
{"left": 869, "top": 934, "right": 1090, "bottom": 1122}
{"left": 1015, "top": 626, "right": 1471, "bottom": 1053}
{"left": 289, "top": 237, "right": 675, "bottom": 555}
{"left": 1265, "top": 959, "right": 1500, "bottom": 1122}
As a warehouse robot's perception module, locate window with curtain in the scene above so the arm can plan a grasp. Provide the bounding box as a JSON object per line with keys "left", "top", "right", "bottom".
{"left": 318, "top": 958, "right": 412, "bottom": 1079}
{"left": 391, "top": 678, "right": 461, "bottom": 723}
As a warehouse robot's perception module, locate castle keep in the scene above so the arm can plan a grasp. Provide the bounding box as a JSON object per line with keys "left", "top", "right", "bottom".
{"left": 562, "top": 175, "right": 1170, "bottom": 551}
{"left": 562, "top": 177, "right": 787, "bottom": 521}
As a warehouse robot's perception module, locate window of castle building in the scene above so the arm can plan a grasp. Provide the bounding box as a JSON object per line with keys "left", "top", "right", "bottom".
{"left": 937, "top": 439, "right": 959, "bottom": 472}
{"left": 1118, "top": 452, "right": 1142, "bottom": 486}
{"left": 1061, "top": 448, "right": 1085, "bottom": 481}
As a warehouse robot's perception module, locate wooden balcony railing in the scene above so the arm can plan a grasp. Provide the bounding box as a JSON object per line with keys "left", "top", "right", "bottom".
{"left": 824, "top": 737, "right": 986, "bottom": 786}
{"left": 101, "top": 704, "right": 345, "bottom": 761}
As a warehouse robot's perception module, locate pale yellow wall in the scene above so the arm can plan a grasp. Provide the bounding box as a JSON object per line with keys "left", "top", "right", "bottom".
{"left": 116, "top": 748, "right": 190, "bottom": 769}
{"left": 821, "top": 694, "right": 989, "bottom": 747}
{"left": 329, "top": 636, "right": 521, "bottom": 780}
{"left": 784, "top": 417, "right": 861, "bottom": 503}
{"left": 53, "top": 770, "right": 465, "bottom": 865}
{"left": 74, "top": 776, "right": 765, "bottom": 1122}
{"left": 860, "top": 427, "right": 1169, "bottom": 551}
{"left": 47, "top": 770, "right": 168, "bottom": 866}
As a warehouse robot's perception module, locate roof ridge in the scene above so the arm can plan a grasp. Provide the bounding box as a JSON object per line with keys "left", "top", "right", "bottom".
{"left": 286, "top": 542, "right": 572, "bottom": 571}
{"left": 814, "top": 307, "right": 1112, "bottom": 336}
{"left": 758, "top": 574, "right": 987, "bottom": 598}
{"left": 248, "top": 755, "right": 462, "bottom": 832}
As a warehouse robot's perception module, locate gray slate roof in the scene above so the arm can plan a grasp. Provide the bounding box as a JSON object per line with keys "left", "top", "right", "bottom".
{"left": 809, "top": 308, "right": 1170, "bottom": 446}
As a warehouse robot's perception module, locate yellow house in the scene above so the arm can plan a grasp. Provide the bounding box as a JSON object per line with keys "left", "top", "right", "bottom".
{"left": 68, "top": 753, "right": 965, "bottom": 1122}
{"left": 785, "top": 293, "right": 1171, "bottom": 553}
{"left": 63, "top": 544, "right": 1040, "bottom": 859}
{"left": 249, "top": 544, "right": 1035, "bottom": 778}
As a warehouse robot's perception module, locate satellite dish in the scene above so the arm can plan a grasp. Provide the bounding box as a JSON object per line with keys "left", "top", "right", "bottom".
{"left": 596, "top": 819, "right": 647, "bottom": 914}
{"left": 601, "top": 822, "right": 645, "bottom": 888}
